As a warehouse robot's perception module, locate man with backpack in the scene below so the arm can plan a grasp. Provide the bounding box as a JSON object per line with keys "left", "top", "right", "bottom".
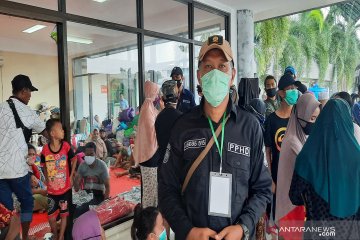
{"left": 0, "top": 74, "right": 48, "bottom": 239}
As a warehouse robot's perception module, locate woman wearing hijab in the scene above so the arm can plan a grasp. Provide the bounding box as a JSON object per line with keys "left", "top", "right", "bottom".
{"left": 332, "top": 92, "right": 360, "bottom": 145}
{"left": 133, "top": 81, "right": 160, "bottom": 208}
{"left": 352, "top": 103, "right": 360, "bottom": 145}
{"left": 289, "top": 99, "right": 360, "bottom": 240}
{"left": 72, "top": 210, "right": 105, "bottom": 240}
{"left": 93, "top": 114, "right": 101, "bottom": 131}
{"left": 353, "top": 102, "right": 360, "bottom": 126}
{"left": 275, "top": 93, "right": 320, "bottom": 239}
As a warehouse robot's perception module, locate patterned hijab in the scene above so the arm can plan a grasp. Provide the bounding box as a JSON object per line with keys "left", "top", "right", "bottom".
{"left": 275, "top": 93, "right": 320, "bottom": 221}
{"left": 294, "top": 99, "right": 360, "bottom": 218}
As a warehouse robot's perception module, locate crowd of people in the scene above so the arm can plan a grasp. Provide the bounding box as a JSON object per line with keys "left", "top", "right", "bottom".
{"left": 1, "top": 34, "right": 360, "bottom": 240}
{"left": 132, "top": 35, "right": 360, "bottom": 240}
{"left": 0, "top": 75, "right": 113, "bottom": 239}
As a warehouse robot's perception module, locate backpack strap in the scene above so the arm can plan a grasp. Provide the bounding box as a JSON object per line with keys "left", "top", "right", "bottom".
{"left": 181, "top": 115, "right": 229, "bottom": 194}
{"left": 7, "top": 98, "right": 26, "bottom": 129}
{"left": 7, "top": 98, "right": 32, "bottom": 142}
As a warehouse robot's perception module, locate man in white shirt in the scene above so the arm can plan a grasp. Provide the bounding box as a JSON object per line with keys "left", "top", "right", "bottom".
{"left": 119, "top": 94, "right": 129, "bottom": 110}
{"left": 0, "top": 74, "right": 48, "bottom": 239}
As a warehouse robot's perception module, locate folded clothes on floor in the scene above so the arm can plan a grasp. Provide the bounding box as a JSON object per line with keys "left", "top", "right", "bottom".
{"left": 118, "top": 186, "right": 141, "bottom": 204}
{"left": 72, "top": 190, "right": 94, "bottom": 206}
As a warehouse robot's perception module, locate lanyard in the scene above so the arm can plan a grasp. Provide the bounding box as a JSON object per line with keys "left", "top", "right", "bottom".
{"left": 208, "top": 113, "right": 226, "bottom": 174}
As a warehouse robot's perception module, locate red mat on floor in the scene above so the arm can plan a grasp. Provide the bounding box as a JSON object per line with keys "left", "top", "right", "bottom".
{"left": 30, "top": 212, "right": 48, "bottom": 228}
{"left": 29, "top": 168, "right": 140, "bottom": 235}
{"left": 109, "top": 168, "right": 141, "bottom": 197}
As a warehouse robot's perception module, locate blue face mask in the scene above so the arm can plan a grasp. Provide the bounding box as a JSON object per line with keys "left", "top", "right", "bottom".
{"left": 284, "top": 89, "right": 299, "bottom": 105}
{"left": 201, "top": 69, "right": 231, "bottom": 107}
{"left": 158, "top": 229, "right": 167, "bottom": 240}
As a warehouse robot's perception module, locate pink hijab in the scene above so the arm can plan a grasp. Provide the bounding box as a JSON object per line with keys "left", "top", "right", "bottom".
{"left": 133, "top": 81, "right": 159, "bottom": 165}
{"left": 275, "top": 93, "right": 320, "bottom": 222}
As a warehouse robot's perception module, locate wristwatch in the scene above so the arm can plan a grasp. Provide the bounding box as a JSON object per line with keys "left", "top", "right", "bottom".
{"left": 239, "top": 223, "right": 249, "bottom": 240}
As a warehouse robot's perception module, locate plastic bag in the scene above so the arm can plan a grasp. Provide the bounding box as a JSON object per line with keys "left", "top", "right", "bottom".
{"left": 118, "top": 108, "right": 135, "bottom": 123}
{"left": 124, "top": 128, "right": 134, "bottom": 138}
{"left": 116, "top": 122, "right": 128, "bottom": 131}
{"left": 116, "top": 130, "right": 125, "bottom": 143}
{"left": 128, "top": 114, "right": 139, "bottom": 128}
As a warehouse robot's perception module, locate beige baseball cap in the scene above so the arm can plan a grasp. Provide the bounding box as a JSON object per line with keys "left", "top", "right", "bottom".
{"left": 198, "top": 35, "right": 233, "bottom": 62}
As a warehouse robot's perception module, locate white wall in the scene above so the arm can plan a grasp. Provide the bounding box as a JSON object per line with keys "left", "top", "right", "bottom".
{"left": 0, "top": 51, "right": 59, "bottom": 110}
{"left": 91, "top": 74, "right": 108, "bottom": 121}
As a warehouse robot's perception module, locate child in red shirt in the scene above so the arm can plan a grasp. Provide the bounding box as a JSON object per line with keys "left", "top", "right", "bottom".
{"left": 41, "top": 119, "right": 76, "bottom": 240}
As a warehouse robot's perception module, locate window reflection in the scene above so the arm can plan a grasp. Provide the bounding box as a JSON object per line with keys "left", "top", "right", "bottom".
{"left": 68, "top": 22, "right": 139, "bottom": 125}
{"left": 68, "top": 22, "right": 140, "bottom": 206}
{"left": 144, "top": 37, "right": 190, "bottom": 88}
{"left": 0, "top": 14, "right": 59, "bottom": 132}
{"left": 7, "top": 0, "right": 57, "bottom": 10}
{"left": 144, "top": 0, "right": 188, "bottom": 37}
{"left": 194, "top": 7, "right": 226, "bottom": 41}
{"left": 66, "top": 0, "right": 136, "bottom": 27}
{"left": 194, "top": 45, "right": 202, "bottom": 105}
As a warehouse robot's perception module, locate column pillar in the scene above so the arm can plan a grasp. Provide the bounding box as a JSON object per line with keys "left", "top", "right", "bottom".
{"left": 237, "top": 9, "right": 255, "bottom": 80}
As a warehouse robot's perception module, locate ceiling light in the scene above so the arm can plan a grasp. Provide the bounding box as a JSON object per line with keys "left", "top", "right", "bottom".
{"left": 22, "top": 25, "right": 46, "bottom": 33}
{"left": 93, "top": 0, "right": 107, "bottom": 2}
{"left": 67, "top": 36, "right": 93, "bottom": 44}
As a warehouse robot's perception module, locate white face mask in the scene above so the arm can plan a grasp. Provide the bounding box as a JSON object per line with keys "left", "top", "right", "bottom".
{"left": 84, "top": 156, "right": 96, "bottom": 165}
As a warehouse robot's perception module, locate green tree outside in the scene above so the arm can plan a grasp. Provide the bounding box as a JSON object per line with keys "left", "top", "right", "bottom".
{"left": 255, "top": 6, "right": 360, "bottom": 92}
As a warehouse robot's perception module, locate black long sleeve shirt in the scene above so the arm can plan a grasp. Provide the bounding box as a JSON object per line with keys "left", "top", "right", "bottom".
{"left": 155, "top": 106, "right": 182, "bottom": 167}
{"left": 158, "top": 99, "right": 272, "bottom": 240}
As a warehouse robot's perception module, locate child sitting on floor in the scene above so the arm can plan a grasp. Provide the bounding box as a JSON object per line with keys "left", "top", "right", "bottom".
{"left": 114, "top": 145, "right": 140, "bottom": 179}
{"left": 111, "top": 145, "right": 132, "bottom": 169}
{"left": 30, "top": 173, "right": 48, "bottom": 213}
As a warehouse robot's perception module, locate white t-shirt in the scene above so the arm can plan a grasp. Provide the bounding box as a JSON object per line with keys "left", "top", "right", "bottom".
{"left": 354, "top": 123, "right": 360, "bottom": 145}
{"left": 0, "top": 98, "right": 45, "bottom": 179}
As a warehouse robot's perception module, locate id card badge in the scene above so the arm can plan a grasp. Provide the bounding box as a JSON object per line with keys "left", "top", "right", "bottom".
{"left": 208, "top": 172, "right": 232, "bottom": 217}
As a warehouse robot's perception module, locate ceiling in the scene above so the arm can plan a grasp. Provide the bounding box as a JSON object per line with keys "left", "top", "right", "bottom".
{"left": 0, "top": 0, "right": 350, "bottom": 58}
{"left": 0, "top": 0, "right": 223, "bottom": 58}
{"left": 0, "top": 15, "right": 57, "bottom": 56}
{"left": 212, "top": 0, "right": 346, "bottom": 21}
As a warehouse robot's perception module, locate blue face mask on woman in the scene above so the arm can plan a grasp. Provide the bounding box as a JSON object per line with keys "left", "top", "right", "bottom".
{"left": 156, "top": 229, "right": 167, "bottom": 240}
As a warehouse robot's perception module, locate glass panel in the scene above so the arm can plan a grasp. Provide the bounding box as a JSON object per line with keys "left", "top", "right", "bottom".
{"left": 106, "top": 49, "right": 139, "bottom": 118}
{"left": 90, "top": 74, "right": 108, "bottom": 122}
{"left": 68, "top": 22, "right": 140, "bottom": 207}
{"left": 73, "top": 76, "right": 90, "bottom": 121}
{"left": 194, "top": 7, "right": 225, "bottom": 41}
{"left": 144, "top": 0, "right": 188, "bottom": 38}
{"left": 0, "top": 14, "right": 59, "bottom": 117}
{"left": 144, "top": 36, "right": 190, "bottom": 89}
{"left": 7, "top": 0, "right": 57, "bottom": 10}
{"left": 68, "top": 21, "right": 139, "bottom": 122}
{"left": 66, "top": 0, "right": 136, "bottom": 27}
{"left": 194, "top": 45, "right": 202, "bottom": 104}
